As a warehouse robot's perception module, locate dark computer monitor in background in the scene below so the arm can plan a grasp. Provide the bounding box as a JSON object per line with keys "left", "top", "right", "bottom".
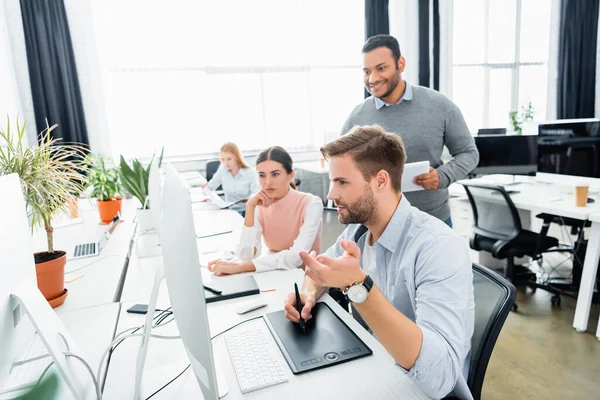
{"left": 537, "top": 119, "right": 600, "bottom": 178}
{"left": 474, "top": 135, "right": 538, "bottom": 175}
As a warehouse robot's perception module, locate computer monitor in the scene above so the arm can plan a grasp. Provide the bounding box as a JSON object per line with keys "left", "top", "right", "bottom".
{"left": 538, "top": 118, "right": 600, "bottom": 139}
{"left": 0, "top": 173, "right": 37, "bottom": 390}
{"left": 473, "top": 135, "right": 538, "bottom": 175}
{"left": 537, "top": 119, "right": 600, "bottom": 179}
{"left": 159, "top": 164, "right": 228, "bottom": 399}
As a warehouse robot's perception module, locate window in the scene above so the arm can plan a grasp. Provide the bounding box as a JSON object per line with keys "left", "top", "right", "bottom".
{"left": 450, "top": 0, "right": 552, "bottom": 133}
{"left": 90, "top": 0, "right": 365, "bottom": 159}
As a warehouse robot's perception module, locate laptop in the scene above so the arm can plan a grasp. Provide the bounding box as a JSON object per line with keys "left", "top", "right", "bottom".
{"left": 70, "top": 214, "right": 121, "bottom": 260}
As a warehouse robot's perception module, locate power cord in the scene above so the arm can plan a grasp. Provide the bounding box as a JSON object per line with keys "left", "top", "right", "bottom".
{"left": 143, "top": 315, "right": 264, "bottom": 400}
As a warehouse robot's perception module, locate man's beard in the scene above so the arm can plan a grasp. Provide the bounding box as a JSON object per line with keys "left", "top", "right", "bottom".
{"left": 336, "top": 187, "right": 378, "bottom": 225}
{"left": 370, "top": 69, "right": 401, "bottom": 99}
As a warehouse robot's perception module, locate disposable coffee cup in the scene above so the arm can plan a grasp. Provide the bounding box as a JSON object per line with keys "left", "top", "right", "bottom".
{"left": 574, "top": 183, "right": 589, "bottom": 207}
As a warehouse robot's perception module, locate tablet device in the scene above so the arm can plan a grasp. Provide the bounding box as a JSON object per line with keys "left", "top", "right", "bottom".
{"left": 264, "top": 302, "right": 372, "bottom": 374}
{"left": 401, "top": 160, "right": 430, "bottom": 192}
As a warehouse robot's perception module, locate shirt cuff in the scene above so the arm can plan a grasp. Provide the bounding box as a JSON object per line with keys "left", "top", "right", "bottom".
{"left": 436, "top": 166, "right": 451, "bottom": 189}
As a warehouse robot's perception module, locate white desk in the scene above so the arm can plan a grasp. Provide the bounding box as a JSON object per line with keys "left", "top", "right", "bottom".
{"left": 121, "top": 209, "right": 243, "bottom": 303}
{"left": 451, "top": 175, "right": 600, "bottom": 335}
{"left": 103, "top": 270, "right": 429, "bottom": 399}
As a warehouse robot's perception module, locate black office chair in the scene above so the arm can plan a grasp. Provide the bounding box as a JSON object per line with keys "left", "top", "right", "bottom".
{"left": 461, "top": 182, "right": 562, "bottom": 309}
{"left": 468, "top": 263, "right": 516, "bottom": 400}
{"left": 205, "top": 160, "right": 221, "bottom": 190}
{"left": 477, "top": 128, "right": 507, "bottom": 135}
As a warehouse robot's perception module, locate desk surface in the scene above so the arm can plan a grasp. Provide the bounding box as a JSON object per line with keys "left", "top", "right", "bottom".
{"left": 452, "top": 175, "right": 600, "bottom": 220}
{"left": 104, "top": 269, "right": 429, "bottom": 399}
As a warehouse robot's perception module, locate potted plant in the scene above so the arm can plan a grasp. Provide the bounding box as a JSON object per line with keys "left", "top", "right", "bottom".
{"left": 0, "top": 117, "right": 88, "bottom": 307}
{"left": 86, "top": 154, "right": 122, "bottom": 223}
{"left": 119, "top": 148, "right": 163, "bottom": 231}
{"left": 509, "top": 101, "right": 535, "bottom": 135}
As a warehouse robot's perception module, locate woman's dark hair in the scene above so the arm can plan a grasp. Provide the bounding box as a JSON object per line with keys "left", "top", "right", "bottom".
{"left": 256, "top": 146, "right": 296, "bottom": 189}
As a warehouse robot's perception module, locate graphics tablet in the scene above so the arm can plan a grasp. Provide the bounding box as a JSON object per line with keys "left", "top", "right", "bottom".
{"left": 264, "top": 302, "right": 372, "bottom": 374}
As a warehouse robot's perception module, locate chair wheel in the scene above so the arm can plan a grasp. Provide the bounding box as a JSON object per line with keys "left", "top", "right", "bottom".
{"left": 512, "top": 303, "right": 518, "bottom": 312}
{"left": 551, "top": 295, "right": 561, "bottom": 307}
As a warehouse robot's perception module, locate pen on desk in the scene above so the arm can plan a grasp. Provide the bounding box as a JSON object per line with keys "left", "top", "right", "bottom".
{"left": 196, "top": 230, "right": 233, "bottom": 239}
{"left": 203, "top": 285, "right": 222, "bottom": 295}
{"left": 294, "top": 283, "right": 305, "bottom": 332}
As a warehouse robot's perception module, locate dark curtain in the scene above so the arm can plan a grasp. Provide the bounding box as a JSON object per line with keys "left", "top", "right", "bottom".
{"left": 557, "top": 0, "right": 600, "bottom": 119}
{"left": 418, "top": 0, "right": 430, "bottom": 87}
{"left": 432, "top": 0, "right": 440, "bottom": 90}
{"left": 20, "top": 0, "right": 89, "bottom": 145}
{"left": 365, "top": 0, "right": 389, "bottom": 40}
{"left": 365, "top": 0, "right": 390, "bottom": 98}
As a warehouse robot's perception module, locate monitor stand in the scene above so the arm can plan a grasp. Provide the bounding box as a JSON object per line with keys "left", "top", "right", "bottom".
{"left": 214, "top": 358, "right": 229, "bottom": 398}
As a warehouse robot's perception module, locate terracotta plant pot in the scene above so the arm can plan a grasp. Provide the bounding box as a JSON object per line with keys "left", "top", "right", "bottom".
{"left": 34, "top": 251, "right": 67, "bottom": 308}
{"left": 98, "top": 197, "right": 122, "bottom": 223}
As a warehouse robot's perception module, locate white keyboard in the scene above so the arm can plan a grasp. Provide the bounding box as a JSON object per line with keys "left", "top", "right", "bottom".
{"left": 225, "top": 327, "right": 288, "bottom": 393}
{"left": 2, "top": 334, "right": 51, "bottom": 393}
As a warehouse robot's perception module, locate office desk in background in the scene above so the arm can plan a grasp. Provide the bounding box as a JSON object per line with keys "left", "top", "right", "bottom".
{"left": 451, "top": 175, "right": 600, "bottom": 336}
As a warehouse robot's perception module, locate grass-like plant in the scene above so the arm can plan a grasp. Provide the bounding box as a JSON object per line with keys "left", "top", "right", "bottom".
{"left": 0, "top": 117, "right": 88, "bottom": 256}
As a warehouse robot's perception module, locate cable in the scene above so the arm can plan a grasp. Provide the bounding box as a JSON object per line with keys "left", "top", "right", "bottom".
{"left": 64, "top": 352, "right": 101, "bottom": 400}
{"left": 66, "top": 255, "right": 124, "bottom": 274}
{"left": 143, "top": 316, "right": 265, "bottom": 399}
{"left": 145, "top": 365, "right": 191, "bottom": 400}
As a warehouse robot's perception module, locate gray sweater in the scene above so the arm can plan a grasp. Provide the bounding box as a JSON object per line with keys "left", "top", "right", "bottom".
{"left": 340, "top": 85, "right": 479, "bottom": 221}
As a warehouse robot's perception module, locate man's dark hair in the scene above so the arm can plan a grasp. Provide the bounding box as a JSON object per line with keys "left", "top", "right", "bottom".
{"left": 362, "top": 35, "right": 401, "bottom": 63}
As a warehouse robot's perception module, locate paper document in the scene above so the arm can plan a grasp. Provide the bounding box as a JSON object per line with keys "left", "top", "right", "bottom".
{"left": 401, "top": 161, "right": 430, "bottom": 192}
{"left": 202, "top": 187, "right": 246, "bottom": 209}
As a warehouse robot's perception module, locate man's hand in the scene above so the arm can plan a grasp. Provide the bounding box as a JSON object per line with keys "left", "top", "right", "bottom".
{"left": 299, "top": 240, "right": 366, "bottom": 289}
{"left": 207, "top": 260, "right": 254, "bottom": 276}
{"left": 413, "top": 167, "right": 440, "bottom": 190}
{"left": 284, "top": 290, "right": 317, "bottom": 323}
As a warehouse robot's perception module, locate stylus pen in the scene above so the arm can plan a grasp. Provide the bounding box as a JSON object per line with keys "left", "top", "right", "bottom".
{"left": 196, "top": 230, "right": 233, "bottom": 239}
{"left": 294, "top": 283, "right": 306, "bottom": 332}
{"left": 203, "top": 285, "right": 222, "bottom": 295}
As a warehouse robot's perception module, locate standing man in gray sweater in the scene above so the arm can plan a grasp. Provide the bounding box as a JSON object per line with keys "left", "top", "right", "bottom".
{"left": 340, "top": 35, "right": 479, "bottom": 225}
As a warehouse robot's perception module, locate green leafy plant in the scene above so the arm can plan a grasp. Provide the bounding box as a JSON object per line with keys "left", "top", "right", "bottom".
{"left": 509, "top": 101, "right": 535, "bottom": 134}
{"left": 85, "top": 154, "right": 121, "bottom": 201}
{"left": 0, "top": 117, "right": 88, "bottom": 254}
{"left": 16, "top": 370, "right": 59, "bottom": 399}
{"left": 118, "top": 148, "right": 164, "bottom": 209}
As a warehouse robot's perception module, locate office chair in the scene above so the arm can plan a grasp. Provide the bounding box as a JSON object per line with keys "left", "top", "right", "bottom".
{"left": 477, "top": 128, "right": 507, "bottom": 135}
{"left": 468, "top": 263, "right": 516, "bottom": 400}
{"left": 205, "top": 160, "right": 222, "bottom": 190}
{"left": 461, "top": 182, "right": 562, "bottom": 310}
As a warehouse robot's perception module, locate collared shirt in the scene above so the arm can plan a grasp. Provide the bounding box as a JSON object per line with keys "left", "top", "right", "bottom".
{"left": 373, "top": 81, "right": 414, "bottom": 110}
{"left": 323, "top": 196, "right": 475, "bottom": 400}
{"left": 207, "top": 165, "right": 260, "bottom": 204}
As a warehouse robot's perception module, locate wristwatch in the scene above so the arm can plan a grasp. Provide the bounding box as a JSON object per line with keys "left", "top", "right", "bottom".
{"left": 343, "top": 275, "right": 373, "bottom": 304}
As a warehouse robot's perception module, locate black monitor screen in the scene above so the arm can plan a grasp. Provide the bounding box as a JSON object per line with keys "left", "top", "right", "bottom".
{"left": 474, "top": 135, "right": 538, "bottom": 175}
{"left": 538, "top": 119, "right": 600, "bottom": 138}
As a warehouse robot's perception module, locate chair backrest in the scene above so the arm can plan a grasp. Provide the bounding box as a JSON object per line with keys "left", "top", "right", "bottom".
{"left": 461, "top": 182, "right": 522, "bottom": 242}
{"left": 469, "top": 263, "right": 516, "bottom": 400}
{"left": 477, "top": 128, "right": 507, "bottom": 135}
{"left": 205, "top": 160, "right": 220, "bottom": 182}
